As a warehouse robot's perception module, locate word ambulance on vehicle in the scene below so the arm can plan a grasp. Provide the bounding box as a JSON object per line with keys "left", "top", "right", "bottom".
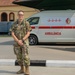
{"left": 27, "top": 10, "right": 75, "bottom": 45}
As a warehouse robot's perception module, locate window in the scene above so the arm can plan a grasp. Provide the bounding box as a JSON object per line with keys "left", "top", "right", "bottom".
{"left": 1, "top": 13, "right": 7, "bottom": 21}
{"left": 9, "top": 12, "right": 15, "bottom": 21}
{"left": 27, "top": 17, "right": 40, "bottom": 25}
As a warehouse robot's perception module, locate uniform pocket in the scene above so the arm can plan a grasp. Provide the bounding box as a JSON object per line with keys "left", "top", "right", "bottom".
{"left": 13, "top": 45, "right": 20, "bottom": 55}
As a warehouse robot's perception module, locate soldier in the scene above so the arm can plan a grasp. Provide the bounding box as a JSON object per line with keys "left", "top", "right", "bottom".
{"left": 10, "top": 10, "right": 32, "bottom": 75}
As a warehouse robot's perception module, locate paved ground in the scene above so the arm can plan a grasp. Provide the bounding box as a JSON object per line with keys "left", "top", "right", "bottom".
{"left": 0, "top": 66, "right": 75, "bottom": 75}
{"left": 0, "top": 37, "right": 75, "bottom": 75}
{"left": 0, "top": 37, "right": 75, "bottom": 60}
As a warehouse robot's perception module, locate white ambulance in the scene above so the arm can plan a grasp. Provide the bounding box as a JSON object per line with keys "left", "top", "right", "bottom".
{"left": 27, "top": 10, "right": 75, "bottom": 45}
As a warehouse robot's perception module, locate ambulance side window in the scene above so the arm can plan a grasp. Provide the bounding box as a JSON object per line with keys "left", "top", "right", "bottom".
{"left": 27, "top": 17, "right": 39, "bottom": 25}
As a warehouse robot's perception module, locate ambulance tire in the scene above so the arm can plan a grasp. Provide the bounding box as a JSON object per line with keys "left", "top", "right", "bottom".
{"left": 29, "top": 35, "right": 38, "bottom": 45}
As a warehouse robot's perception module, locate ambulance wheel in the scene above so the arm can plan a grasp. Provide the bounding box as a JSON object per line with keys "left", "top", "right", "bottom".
{"left": 29, "top": 35, "right": 38, "bottom": 45}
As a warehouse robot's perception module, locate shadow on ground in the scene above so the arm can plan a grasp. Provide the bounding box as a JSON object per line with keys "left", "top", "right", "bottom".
{"left": 0, "top": 41, "right": 14, "bottom": 45}
{"left": 0, "top": 70, "right": 16, "bottom": 74}
{"left": 40, "top": 46, "right": 75, "bottom": 52}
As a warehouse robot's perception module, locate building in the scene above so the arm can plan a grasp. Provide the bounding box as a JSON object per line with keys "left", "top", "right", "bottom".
{"left": 0, "top": 0, "right": 39, "bottom": 22}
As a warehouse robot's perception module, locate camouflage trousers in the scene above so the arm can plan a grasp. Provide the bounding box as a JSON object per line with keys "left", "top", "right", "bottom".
{"left": 13, "top": 44, "right": 30, "bottom": 66}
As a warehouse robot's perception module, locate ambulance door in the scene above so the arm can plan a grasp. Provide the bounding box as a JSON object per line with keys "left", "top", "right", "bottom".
{"left": 38, "top": 17, "right": 66, "bottom": 42}
{"left": 27, "top": 17, "right": 40, "bottom": 45}
{"left": 38, "top": 17, "right": 74, "bottom": 43}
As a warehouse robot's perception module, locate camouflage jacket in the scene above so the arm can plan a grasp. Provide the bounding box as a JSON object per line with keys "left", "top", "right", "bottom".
{"left": 10, "top": 19, "right": 32, "bottom": 46}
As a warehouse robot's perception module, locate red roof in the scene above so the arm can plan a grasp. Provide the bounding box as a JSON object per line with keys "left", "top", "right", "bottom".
{"left": 0, "top": 0, "right": 16, "bottom": 6}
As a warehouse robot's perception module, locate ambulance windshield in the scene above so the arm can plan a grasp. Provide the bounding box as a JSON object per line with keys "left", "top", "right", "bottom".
{"left": 27, "top": 17, "right": 39, "bottom": 25}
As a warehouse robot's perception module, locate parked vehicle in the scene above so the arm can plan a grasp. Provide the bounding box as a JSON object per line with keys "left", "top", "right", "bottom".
{"left": 27, "top": 10, "right": 75, "bottom": 45}
{"left": 0, "top": 21, "right": 13, "bottom": 34}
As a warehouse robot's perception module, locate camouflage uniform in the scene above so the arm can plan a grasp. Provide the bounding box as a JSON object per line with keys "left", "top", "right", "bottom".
{"left": 10, "top": 19, "right": 32, "bottom": 67}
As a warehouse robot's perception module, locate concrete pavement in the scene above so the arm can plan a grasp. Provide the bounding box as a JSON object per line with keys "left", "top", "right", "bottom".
{"left": 0, "top": 37, "right": 75, "bottom": 75}
{"left": 0, "top": 66, "right": 75, "bottom": 75}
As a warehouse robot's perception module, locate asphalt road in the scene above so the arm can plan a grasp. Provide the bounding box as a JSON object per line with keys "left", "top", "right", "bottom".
{"left": 0, "top": 37, "right": 75, "bottom": 60}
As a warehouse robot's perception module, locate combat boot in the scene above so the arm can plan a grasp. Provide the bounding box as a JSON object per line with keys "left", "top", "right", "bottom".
{"left": 17, "top": 66, "right": 25, "bottom": 74}
{"left": 24, "top": 66, "right": 30, "bottom": 75}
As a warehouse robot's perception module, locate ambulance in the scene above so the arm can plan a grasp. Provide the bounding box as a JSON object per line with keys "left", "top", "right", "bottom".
{"left": 27, "top": 10, "right": 75, "bottom": 45}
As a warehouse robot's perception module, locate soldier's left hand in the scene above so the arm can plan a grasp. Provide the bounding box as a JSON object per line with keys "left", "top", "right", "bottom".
{"left": 18, "top": 40, "right": 24, "bottom": 46}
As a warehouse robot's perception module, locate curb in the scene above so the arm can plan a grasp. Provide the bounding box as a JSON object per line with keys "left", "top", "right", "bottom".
{"left": 0, "top": 59, "right": 75, "bottom": 67}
